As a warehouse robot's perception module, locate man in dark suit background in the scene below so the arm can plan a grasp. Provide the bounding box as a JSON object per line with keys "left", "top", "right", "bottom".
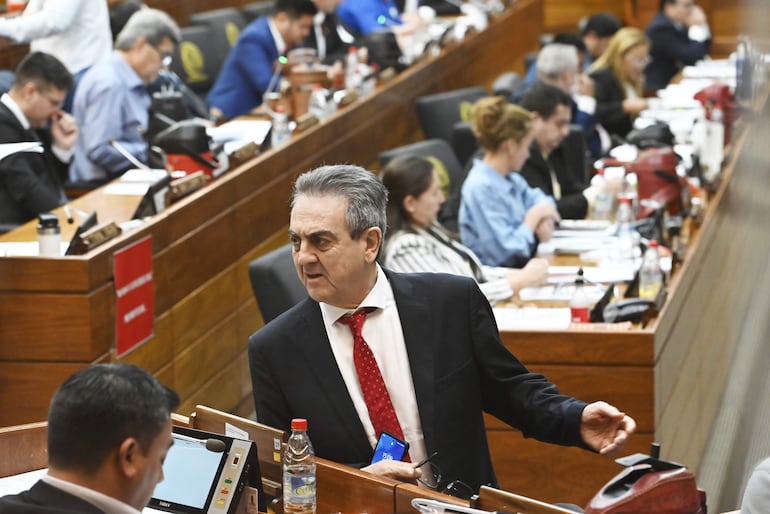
{"left": 520, "top": 82, "right": 594, "bottom": 220}
{"left": 645, "top": 0, "right": 711, "bottom": 92}
{"left": 249, "top": 164, "right": 636, "bottom": 491}
{"left": 0, "top": 52, "right": 77, "bottom": 231}
{"left": 0, "top": 363, "right": 179, "bottom": 514}
{"left": 304, "top": 0, "right": 354, "bottom": 64}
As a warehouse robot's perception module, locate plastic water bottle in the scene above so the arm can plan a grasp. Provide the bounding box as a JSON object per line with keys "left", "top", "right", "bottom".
{"left": 616, "top": 196, "right": 635, "bottom": 261}
{"left": 345, "top": 47, "right": 361, "bottom": 92}
{"left": 639, "top": 240, "right": 663, "bottom": 301}
{"left": 283, "top": 418, "right": 316, "bottom": 514}
{"left": 308, "top": 84, "right": 330, "bottom": 121}
{"left": 701, "top": 104, "right": 725, "bottom": 182}
{"left": 591, "top": 169, "right": 615, "bottom": 221}
{"left": 271, "top": 105, "right": 291, "bottom": 148}
{"left": 569, "top": 269, "right": 590, "bottom": 323}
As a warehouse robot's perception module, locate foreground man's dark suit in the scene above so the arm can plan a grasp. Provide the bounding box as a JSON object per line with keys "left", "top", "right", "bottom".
{"left": 249, "top": 270, "right": 588, "bottom": 491}
{"left": 0, "top": 480, "right": 105, "bottom": 514}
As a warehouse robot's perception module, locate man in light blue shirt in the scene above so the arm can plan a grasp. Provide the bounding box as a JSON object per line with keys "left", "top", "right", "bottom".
{"left": 459, "top": 158, "right": 557, "bottom": 268}
{"left": 71, "top": 8, "right": 180, "bottom": 183}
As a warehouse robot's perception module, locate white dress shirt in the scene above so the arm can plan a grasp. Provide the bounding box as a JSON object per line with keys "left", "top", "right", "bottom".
{"left": 319, "top": 265, "right": 429, "bottom": 465}
{"left": 41, "top": 474, "right": 140, "bottom": 514}
{"left": 0, "top": 0, "right": 111, "bottom": 75}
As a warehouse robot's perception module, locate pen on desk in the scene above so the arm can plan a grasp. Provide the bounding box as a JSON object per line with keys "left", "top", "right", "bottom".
{"left": 64, "top": 205, "right": 74, "bottom": 224}
{"left": 414, "top": 451, "right": 438, "bottom": 468}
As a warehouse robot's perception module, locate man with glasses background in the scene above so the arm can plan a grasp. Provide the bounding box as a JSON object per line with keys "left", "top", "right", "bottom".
{"left": 644, "top": 0, "right": 711, "bottom": 92}
{"left": 70, "top": 8, "right": 180, "bottom": 184}
{"left": 0, "top": 52, "right": 77, "bottom": 231}
{"left": 249, "top": 164, "right": 637, "bottom": 493}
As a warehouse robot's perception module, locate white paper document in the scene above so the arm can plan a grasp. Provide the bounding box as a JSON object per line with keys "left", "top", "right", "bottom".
{"left": 493, "top": 307, "right": 572, "bottom": 330}
{"left": 0, "top": 141, "right": 43, "bottom": 161}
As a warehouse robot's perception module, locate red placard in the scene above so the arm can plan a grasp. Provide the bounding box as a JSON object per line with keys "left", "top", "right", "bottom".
{"left": 113, "top": 236, "right": 154, "bottom": 357}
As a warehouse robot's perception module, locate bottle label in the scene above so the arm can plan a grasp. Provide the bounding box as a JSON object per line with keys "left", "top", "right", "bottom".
{"left": 570, "top": 306, "right": 590, "bottom": 323}
{"left": 286, "top": 474, "right": 316, "bottom": 503}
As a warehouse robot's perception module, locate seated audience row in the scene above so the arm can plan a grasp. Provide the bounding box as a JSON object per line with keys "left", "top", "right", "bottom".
{"left": 381, "top": 155, "right": 548, "bottom": 305}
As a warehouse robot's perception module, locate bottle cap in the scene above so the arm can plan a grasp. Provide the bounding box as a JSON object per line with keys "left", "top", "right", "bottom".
{"left": 618, "top": 196, "right": 632, "bottom": 204}
{"left": 37, "top": 212, "right": 60, "bottom": 229}
{"left": 291, "top": 418, "right": 308, "bottom": 430}
{"left": 648, "top": 240, "right": 659, "bottom": 248}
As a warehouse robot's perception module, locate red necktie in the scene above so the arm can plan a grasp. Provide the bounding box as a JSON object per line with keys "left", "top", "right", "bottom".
{"left": 338, "top": 308, "right": 409, "bottom": 460}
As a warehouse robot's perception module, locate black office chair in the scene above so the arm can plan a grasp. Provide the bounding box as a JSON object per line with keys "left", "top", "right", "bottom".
{"left": 414, "top": 86, "right": 489, "bottom": 145}
{"left": 492, "top": 71, "right": 522, "bottom": 98}
{"left": 247, "top": 244, "right": 307, "bottom": 324}
{"left": 379, "top": 139, "right": 466, "bottom": 233}
{"left": 242, "top": 1, "right": 274, "bottom": 21}
{"left": 449, "top": 121, "right": 478, "bottom": 171}
{"left": 188, "top": 8, "right": 246, "bottom": 69}
{"left": 169, "top": 25, "right": 220, "bottom": 96}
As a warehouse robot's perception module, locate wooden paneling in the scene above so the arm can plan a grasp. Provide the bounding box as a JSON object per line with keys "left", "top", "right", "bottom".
{"left": 0, "top": 421, "right": 47, "bottom": 477}
{"left": 0, "top": 284, "right": 113, "bottom": 361}
{"left": 0, "top": 362, "right": 91, "bottom": 427}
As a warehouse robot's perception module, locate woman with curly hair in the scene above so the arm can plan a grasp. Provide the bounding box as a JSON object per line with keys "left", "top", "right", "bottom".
{"left": 458, "top": 96, "right": 560, "bottom": 268}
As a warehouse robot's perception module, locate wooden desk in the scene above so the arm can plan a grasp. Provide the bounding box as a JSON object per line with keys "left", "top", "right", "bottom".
{"left": 485, "top": 85, "right": 770, "bottom": 505}
{"left": 0, "top": 0, "right": 543, "bottom": 423}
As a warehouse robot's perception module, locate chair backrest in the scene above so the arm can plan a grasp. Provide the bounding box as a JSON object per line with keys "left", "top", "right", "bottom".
{"left": 247, "top": 244, "right": 307, "bottom": 324}
{"left": 0, "top": 421, "right": 48, "bottom": 477}
{"left": 169, "top": 25, "right": 221, "bottom": 95}
{"left": 562, "top": 124, "right": 590, "bottom": 186}
{"left": 492, "top": 71, "right": 523, "bottom": 98}
{"left": 476, "top": 485, "right": 578, "bottom": 514}
{"left": 379, "top": 139, "right": 466, "bottom": 232}
{"left": 189, "top": 8, "right": 247, "bottom": 69}
{"left": 415, "top": 86, "right": 489, "bottom": 144}
{"left": 449, "top": 121, "right": 478, "bottom": 171}
{"left": 242, "top": 1, "right": 274, "bottom": 21}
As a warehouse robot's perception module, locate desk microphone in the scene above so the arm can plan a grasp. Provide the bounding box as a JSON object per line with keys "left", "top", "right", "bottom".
{"left": 174, "top": 433, "right": 227, "bottom": 453}
{"left": 109, "top": 138, "right": 150, "bottom": 170}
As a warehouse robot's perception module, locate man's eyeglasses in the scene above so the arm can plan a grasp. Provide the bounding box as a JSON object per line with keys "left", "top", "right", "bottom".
{"left": 152, "top": 45, "right": 173, "bottom": 67}
{"left": 416, "top": 462, "right": 477, "bottom": 501}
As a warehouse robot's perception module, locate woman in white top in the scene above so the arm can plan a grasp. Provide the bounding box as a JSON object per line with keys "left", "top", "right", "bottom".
{"left": 381, "top": 154, "right": 547, "bottom": 305}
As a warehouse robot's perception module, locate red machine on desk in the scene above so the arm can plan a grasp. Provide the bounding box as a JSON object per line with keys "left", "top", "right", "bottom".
{"left": 597, "top": 147, "right": 689, "bottom": 219}
{"left": 154, "top": 120, "right": 228, "bottom": 178}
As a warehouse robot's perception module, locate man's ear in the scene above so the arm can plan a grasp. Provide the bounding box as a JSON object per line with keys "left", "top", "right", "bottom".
{"left": 362, "top": 227, "right": 383, "bottom": 263}
{"left": 117, "top": 437, "right": 142, "bottom": 479}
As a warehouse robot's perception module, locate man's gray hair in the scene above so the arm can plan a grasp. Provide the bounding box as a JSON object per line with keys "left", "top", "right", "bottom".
{"left": 292, "top": 164, "right": 388, "bottom": 241}
{"left": 115, "top": 8, "right": 181, "bottom": 51}
{"left": 536, "top": 44, "right": 579, "bottom": 82}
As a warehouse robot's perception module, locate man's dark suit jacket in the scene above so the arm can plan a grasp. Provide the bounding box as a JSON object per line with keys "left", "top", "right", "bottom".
{"left": 304, "top": 13, "right": 352, "bottom": 65}
{"left": 0, "top": 480, "right": 105, "bottom": 514}
{"left": 589, "top": 68, "right": 634, "bottom": 139}
{"left": 249, "top": 270, "right": 588, "bottom": 491}
{"left": 520, "top": 139, "right": 588, "bottom": 220}
{"left": 645, "top": 12, "right": 711, "bottom": 92}
{"left": 0, "top": 102, "right": 67, "bottom": 230}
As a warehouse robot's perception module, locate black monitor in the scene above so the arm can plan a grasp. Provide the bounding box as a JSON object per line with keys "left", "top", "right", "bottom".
{"left": 132, "top": 174, "right": 172, "bottom": 220}
{"left": 147, "top": 90, "right": 190, "bottom": 143}
{"left": 64, "top": 211, "right": 98, "bottom": 256}
{"left": 148, "top": 426, "right": 266, "bottom": 514}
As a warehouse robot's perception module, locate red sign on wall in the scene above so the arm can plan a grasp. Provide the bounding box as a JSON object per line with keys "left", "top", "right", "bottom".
{"left": 113, "top": 236, "right": 154, "bottom": 358}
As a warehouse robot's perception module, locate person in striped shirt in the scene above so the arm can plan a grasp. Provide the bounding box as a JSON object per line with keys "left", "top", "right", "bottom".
{"left": 380, "top": 154, "right": 547, "bottom": 305}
